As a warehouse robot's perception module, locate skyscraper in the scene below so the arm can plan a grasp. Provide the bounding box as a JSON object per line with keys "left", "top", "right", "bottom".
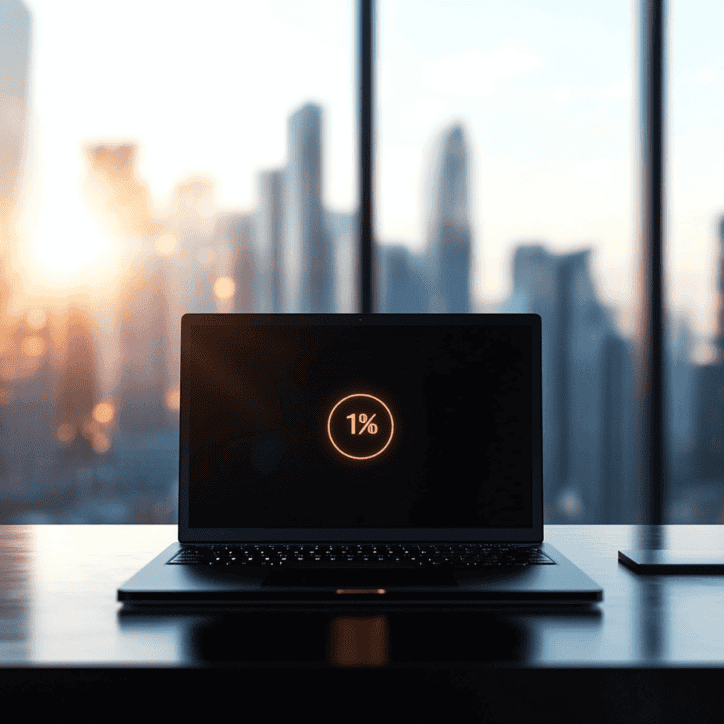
{"left": 666, "top": 314, "right": 696, "bottom": 496}
{"left": 217, "top": 212, "right": 257, "bottom": 313}
{"left": 285, "top": 103, "right": 332, "bottom": 312}
{"left": 0, "top": 1, "right": 30, "bottom": 234}
{"left": 57, "top": 308, "right": 101, "bottom": 467}
{"left": 424, "top": 124, "right": 472, "bottom": 313}
{"left": 378, "top": 243, "right": 427, "bottom": 313}
{"left": 713, "top": 215, "right": 724, "bottom": 362}
{"left": 86, "top": 144, "right": 160, "bottom": 238}
{"left": 691, "top": 215, "right": 724, "bottom": 480}
{"left": 504, "top": 245, "right": 563, "bottom": 515}
{"left": 257, "top": 170, "right": 284, "bottom": 312}
{"left": 116, "top": 254, "right": 171, "bottom": 434}
{"left": 0, "top": 0, "right": 30, "bottom": 316}
{"left": 167, "top": 177, "right": 217, "bottom": 315}
{"left": 1, "top": 311, "right": 61, "bottom": 502}
{"left": 328, "top": 209, "right": 356, "bottom": 313}
{"left": 505, "top": 244, "right": 631, "bottom": 522}
{"left": 599, "top": 334, "right": 636, "bottom": 522}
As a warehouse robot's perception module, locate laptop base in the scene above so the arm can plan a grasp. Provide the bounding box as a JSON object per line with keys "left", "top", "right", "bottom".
{"left": 118, "top": 542, "right": 603, "bottom": 606}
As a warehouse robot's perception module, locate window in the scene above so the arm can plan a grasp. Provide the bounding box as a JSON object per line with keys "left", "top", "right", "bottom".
{"left": 377, "top": 0, "right": 637, "bottom": 522}
{"left": 667, "top": 0, "right": 724, "bottom": 522}
{"left": 0, "top": 1, "right": 716, "bottom": 524}
{"left": 1, "top": 0, "right": 355, "bottom": 522}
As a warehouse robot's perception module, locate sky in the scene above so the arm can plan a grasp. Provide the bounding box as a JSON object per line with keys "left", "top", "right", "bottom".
{"left": 13, "top": 0, "right": 724, "bottom": 357}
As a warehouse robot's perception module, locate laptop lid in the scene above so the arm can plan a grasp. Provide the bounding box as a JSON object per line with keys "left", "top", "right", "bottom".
{"left": 178, "top": 313, "right": 542, "bottom": 544}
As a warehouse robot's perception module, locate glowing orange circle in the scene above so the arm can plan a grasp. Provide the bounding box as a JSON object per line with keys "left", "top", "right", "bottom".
{"left": 327, "top": 393, "right": 395, "bottom": 460}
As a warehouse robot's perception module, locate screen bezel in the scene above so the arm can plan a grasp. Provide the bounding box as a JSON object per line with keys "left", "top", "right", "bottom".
{"left": 178, "top": 313, "right": 543, "bottom": 543}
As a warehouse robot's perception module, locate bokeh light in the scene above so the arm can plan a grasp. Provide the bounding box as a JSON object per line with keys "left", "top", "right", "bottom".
{"left": 21, "top": 335, "right": 46, "bottom": 357}
{"left": 93, "top": 402, "right": 115, "bottom": 425}
{"left": 57, "top": 423, "right": 76, "bottom": 444}
{"left": 91, "top": 432, "right": 111, "bottom": 454}
{"left": 213, "top": 276, "right": 235, "bottom": 300}
{"left": 165, "top": 387, "right": 180, "bottom": 411}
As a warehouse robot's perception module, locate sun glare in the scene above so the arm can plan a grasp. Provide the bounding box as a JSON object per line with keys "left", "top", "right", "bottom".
{"left": 23, "top": 189, "right": 118, "bottom": 292}
{"left": 32, "top": 229, "right": 110, "bottom": 275}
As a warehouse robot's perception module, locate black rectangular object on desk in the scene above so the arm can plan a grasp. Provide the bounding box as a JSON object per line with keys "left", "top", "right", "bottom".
{"left": 619, "top": 548, "right": 724, "bottom": 573}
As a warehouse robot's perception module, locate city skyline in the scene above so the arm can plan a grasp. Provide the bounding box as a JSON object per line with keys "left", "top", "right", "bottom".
{"left": 0, "top": 90, "right": 722, "bottom": 523}
{"left": 3, "top": 0, "right": 724, "bottom": 525}
{"left": 10, "top": 0, "right": 724, "bottom": 355}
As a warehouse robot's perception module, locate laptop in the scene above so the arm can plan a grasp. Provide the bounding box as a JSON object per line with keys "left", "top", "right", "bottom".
{"left": 118, "top": 313, "right": 602, "bottom": 606}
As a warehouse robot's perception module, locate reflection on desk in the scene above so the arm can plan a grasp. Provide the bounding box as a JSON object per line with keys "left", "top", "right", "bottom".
{"left": 3, "top": 525, "right": 724, "bottom": 722}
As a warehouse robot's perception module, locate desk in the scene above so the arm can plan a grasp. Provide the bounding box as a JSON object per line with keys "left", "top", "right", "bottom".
{"left": 1, "top": 525, "right": 724, "bottom": 722}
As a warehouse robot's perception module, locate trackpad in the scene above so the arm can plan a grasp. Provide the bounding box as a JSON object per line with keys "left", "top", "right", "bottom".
{"left": 263, "top": 568, "right": 457, "bottom": 587}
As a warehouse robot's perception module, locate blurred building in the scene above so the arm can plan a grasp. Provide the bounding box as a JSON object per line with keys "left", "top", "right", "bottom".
{"left": 667, "top": 314, "right": 696, "bottom": 488}
{"left": 598, "top": 334, "right": 636, "bottom": 523}
{"left": 0, "top": 0, "right": 29, "bottom": 431}
{"left": 328, "top": 210, "right": 356, "bottom": 312}
{"left": 424, "top": 124, "right": 472, "bottom": 313}
{"left": 86, "top": 144, "right": 161, "bottom": 238}
{"left": 0, "top": 311, "right": 64, "bottom": 510}
{"left": 0, "top": 0, "right": 30, "bottom": 233}
{"left": 285, "top": 103, "right": 333, "bottom": 313}
{"left": 217, "top": 212, "right": 257, "bottom": 313}
{"left": 257, "top": 169, "right": 284, "bottom": 312}
{"left": 691, "top": 215, "right": 724, "bottom": 482}
{"left": 160, "top": 177, "right": 217, "bottom": 387}
{"left": 166, "top": 177, "right": 217, "bottom": 316}
{"left": 378, "top": 244, "right": 428, "bottom": 313}
{"left": 56, "top": 308, "right": 102, "bottom": 468}
{"left": 503, "top": 244, "right": 635, "bottom": 522}
{"left": 86, "top": 142, "right": 175, "bottom": 433}
{"left": 116, "top": 255, "right": 172, "bottom": 434}
{"left": 0, "top": 0, "right": 30, "bottom": 316}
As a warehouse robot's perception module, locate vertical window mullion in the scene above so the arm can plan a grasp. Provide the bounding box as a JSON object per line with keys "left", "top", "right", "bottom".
{"left": 636, "top": 0, "right": 666, "bottom": 532}
{"left": 359, "top": 0, "right": 375, "bottom": 313}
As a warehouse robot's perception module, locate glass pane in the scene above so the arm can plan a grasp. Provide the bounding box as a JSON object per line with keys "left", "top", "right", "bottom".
{"left": 667, "top": 0, "right": 724, "bottom": 522}
{"left": 0, "top": 0, "right": 355, "bottom": 522}
{"left": 377, "top": 0, "right": 636, "bottom": 522}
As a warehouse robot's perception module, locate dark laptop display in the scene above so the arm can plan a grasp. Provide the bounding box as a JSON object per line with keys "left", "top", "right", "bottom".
{"left": 186, "top": 319, "right": 533, "bottom": 530}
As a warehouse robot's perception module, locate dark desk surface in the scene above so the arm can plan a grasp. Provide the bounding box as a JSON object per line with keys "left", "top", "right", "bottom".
{"left": 3, "top": 525, "right": 724, "bottom": 720}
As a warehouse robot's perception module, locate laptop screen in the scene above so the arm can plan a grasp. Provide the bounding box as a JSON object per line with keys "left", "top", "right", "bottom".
{"left": 179, "top": 315, "right": 541, "bottom": 540}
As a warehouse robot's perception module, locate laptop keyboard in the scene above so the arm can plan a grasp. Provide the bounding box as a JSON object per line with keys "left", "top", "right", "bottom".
{"left": 168, "top": 543, "right": 554, "bottom": 569}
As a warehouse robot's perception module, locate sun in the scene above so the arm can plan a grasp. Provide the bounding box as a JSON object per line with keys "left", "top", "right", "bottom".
{"left": 33, "top": 231, "right": 108, "bottom": 274}
{"left": 26, "top": 209, "right": 117, "bottom": 290}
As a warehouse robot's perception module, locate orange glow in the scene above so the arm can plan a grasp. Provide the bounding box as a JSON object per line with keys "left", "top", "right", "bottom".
{"left": 21, "top": 335, "right": 46, "bottom": 357}
{"left": 0, "top": 388, "right": 12, "bottom": 405}
{"left": 93, "top": 402, "right": 114, "bottom": 425}
{"left": 327, "top": 394, "right": 395, "bottom": 460}
{"left": 92, "top": 432, "right": 111, "bottom": 454}
{"left": 335, "top": 589, "right": 386, "bottom": 594}
{"left": 328, "top": 616, "right": 389, "bottom": 668}
{"left": 57, "top": 423, "right": 76, "bottom": 444}
{"left": 82, "top": 415, "right": 98, "bottom": 437}
{"left": 155, "top": 234, "right": 177, "bottom": 256}
{"left": 26, "top": 309, "right": 47, "bottom": 329}
{"left": 0, "top": 358, "right": 18, "bottom": 380}
{"left": 165, "top": 386, "right": 180, "bottom": 411}
{"left": 213, "top": 276, "right": 235, "bottom": 300}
